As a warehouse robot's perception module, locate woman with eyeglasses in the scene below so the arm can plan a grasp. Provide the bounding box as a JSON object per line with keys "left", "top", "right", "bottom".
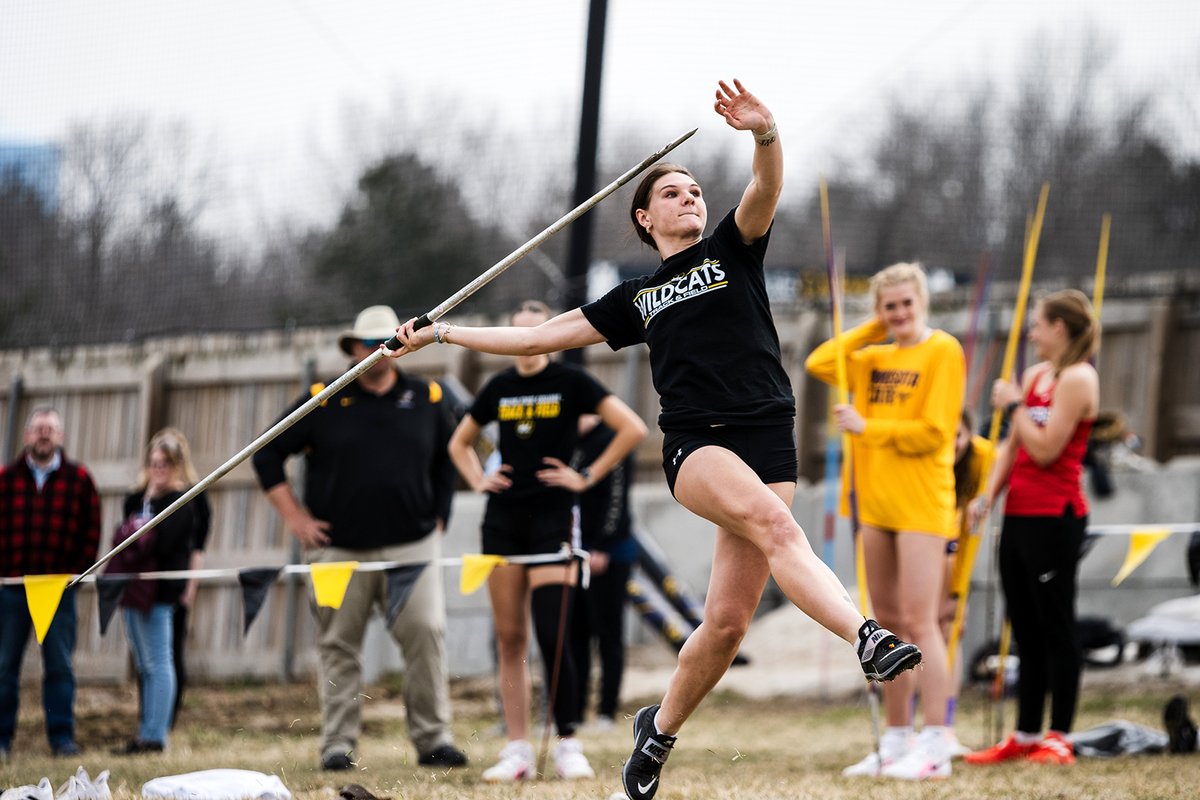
{"left": 108, "top": 428, "right": 208, "bottom": 755}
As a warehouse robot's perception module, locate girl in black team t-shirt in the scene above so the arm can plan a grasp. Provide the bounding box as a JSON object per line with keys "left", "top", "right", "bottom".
{"left": 392, "top": 80, "right": 920, "bottom": 799}
{"left": 446, "top": 300, "right": 646, "bottom": 783}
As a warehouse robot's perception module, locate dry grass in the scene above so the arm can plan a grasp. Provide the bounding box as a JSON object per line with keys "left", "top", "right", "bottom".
{"left": 3, "top": 674, "right": 1200, "bottom": 800}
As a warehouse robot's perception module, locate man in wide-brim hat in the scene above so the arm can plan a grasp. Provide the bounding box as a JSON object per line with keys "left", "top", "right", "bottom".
{"left": 253, "top": 304, "right": 468, "bottom": 772}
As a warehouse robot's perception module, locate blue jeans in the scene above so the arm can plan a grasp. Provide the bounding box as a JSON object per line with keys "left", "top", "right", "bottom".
{"left": 123, "top": 604, "right": 176, "bottom": 745}
{"left": 0, "top": 585, "right": 77, "bottom": 750}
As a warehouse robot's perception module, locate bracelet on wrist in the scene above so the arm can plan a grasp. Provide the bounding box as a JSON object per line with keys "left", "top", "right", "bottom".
{"left": 754, "top": 122, "right": 778, "bottom": 146}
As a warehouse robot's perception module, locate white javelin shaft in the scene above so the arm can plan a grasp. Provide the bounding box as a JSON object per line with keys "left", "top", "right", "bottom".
{"left": 71, "top": 128, "right": 697, "bottom": 587}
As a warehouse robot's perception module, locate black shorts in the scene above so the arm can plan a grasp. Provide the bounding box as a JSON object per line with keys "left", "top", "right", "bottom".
{"left": 482, "top": 501, "right": 578, "bottom": 558}
{"left": 661, "top": 422, "right": 798, "bottom": 496}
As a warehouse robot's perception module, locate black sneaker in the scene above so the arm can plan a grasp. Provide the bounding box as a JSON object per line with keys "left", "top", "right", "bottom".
{"left": 1164, "top": 694, "right": 1197, "bottom": 754}
{"left": 111, "top": 739, "right": 160, "bottom": 756}
{"left": 51, "top": 740, "right": 83, "bottom": 757}
{"left": 322, "top": 751, "right": 354, "bottom": 771}
{"left": 857, "top": 619, "right": 922, "bottom": 682}
{"left": 622, "top": 704, "right": 676, "bottom": 800}
{"left": 418, "top": 743, "right": 468, "bottom": 767}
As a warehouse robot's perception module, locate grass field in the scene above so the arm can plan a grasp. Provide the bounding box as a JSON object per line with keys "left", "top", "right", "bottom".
{"left": 3, "top": 672, "right": 1200, "bottom": 800}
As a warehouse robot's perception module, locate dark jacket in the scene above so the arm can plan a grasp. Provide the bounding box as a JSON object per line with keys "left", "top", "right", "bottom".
{"left": 252, "top": 369, "right": 456, "bottom": 549}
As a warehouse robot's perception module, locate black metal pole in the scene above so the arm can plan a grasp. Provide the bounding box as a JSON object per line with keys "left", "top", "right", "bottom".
{"left": 562, "top": 0, "right": 607, "bottom": 365}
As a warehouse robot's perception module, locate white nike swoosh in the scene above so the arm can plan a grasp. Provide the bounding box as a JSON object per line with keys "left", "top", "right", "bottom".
{"left": 637, "top": 777, "right": 658, "bottom": 793}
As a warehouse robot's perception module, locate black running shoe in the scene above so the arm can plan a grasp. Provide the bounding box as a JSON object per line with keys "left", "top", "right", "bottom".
{"left": 622, "top": 704, "right": 676, "bottom": 800}
{"left": 857, "top": 619, "right": 922, "bottom": 682}
{"left": 1164, "top": 694, "right": 1198, "bottom": 754}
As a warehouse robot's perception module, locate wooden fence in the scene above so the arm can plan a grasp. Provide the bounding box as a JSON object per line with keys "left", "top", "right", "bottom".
{"left": 2, "top": 278, "right": 1198, "bottom": 682}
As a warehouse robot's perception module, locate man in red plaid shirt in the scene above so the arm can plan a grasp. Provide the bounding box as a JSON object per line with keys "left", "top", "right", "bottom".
{"left": 0, "top": 407, "right": 101, "bottom": 759}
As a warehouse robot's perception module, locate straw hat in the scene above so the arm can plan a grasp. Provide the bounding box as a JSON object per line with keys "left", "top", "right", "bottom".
{"left": 337, "top": 305, "right": 401, "bottom": 355}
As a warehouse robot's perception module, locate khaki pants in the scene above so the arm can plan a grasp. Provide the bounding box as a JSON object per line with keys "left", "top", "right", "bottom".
{"left": 307, "top": 534, "right": 453, "bottom": 758}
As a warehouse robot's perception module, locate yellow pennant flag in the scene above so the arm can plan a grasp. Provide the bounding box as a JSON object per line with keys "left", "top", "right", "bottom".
{"left": 24, "top": 575, "right": 71, "bottom": 644}
{"left": 1112, "top": 529, "right": 1171, "bottom": 586}
{"left": 310, "top": 561, "right": 359, "bottom": 608}
{"left": 460, "top": 554, "right": 508, "bottom": 595}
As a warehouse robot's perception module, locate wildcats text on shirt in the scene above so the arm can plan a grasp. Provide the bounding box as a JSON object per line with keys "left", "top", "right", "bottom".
{"left": 633, "top": 260, "right": 728, "bottom": 327}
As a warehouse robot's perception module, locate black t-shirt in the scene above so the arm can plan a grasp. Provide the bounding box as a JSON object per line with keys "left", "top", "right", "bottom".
{"left": 581, "top": 208, "right": 795, "bottom": 430}
{"left": 469, "top": 362, "right": 610, "bottom": 509}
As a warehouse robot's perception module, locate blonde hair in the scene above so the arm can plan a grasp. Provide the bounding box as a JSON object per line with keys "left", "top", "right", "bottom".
{"left": 870, "top": 262, "right": 929, "bottom": 312}
{"left": 136, "top": 427, "right": 199, "bottom": 490}
{"left": 1037, "top": 289, "right": 1100, "bottom": 371}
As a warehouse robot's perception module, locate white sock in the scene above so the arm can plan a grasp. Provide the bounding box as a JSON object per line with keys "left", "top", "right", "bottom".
{"left": 1014, "top": 730, "right": 1041, "bottom": 745}
{"left": 918, "top": 726, "right": 950, "bottom": 759}
{"left": 880, "top": 727, "right": 912, "bottom": 758}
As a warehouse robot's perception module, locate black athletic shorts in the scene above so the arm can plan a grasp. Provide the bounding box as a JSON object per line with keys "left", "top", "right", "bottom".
{"left": 482, "top": 501, "right": 578, "bottom": 558}
{"left": 661, "top": 422, "right": 798, "bottom": 496}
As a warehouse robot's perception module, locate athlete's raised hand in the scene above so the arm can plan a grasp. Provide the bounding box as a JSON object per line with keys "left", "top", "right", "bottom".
{"left": 714, "top": 79, "right": 773, "bottom": 136}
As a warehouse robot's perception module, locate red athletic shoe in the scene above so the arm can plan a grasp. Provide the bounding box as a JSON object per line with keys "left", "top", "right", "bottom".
{"left": 963, "top": 734, "right": 1035, "bottom": 765}
{"left": 1027, "top": 732, "right": 1075, "bottom": 765}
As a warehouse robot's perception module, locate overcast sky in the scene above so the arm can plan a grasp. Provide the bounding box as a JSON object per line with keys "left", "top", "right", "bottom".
{"left": 2, "top": 0, "right": 1196, "bottom": 237}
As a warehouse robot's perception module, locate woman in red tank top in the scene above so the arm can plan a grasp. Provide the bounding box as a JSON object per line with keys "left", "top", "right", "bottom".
{"left": 964, "top": 289, "right": 1100, "bottom": 767}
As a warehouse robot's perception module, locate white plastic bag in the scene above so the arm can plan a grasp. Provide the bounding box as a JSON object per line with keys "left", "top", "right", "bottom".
{"left": 0, "top": 777, "right": 53, "bottom": 800}
{"left": 141, "top": 770, "right": 291, "bottom": 800}
{"left": 55, "top": 767, "right": 111, "bottom": 800}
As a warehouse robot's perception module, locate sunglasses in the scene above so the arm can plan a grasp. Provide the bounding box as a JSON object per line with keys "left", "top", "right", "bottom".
{"left": 358, "top": 338, "right": 389, "bottom": 348}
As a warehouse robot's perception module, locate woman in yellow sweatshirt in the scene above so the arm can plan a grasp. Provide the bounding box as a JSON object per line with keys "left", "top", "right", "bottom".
{"left": 806, "top": 262, "right": 966, "bottom": 780}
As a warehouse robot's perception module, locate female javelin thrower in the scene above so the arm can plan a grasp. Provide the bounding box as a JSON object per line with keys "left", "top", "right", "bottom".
{"left": 391, "top": 79, "right": 921, "bottom": 800}
{"left": 806, "top": 262, "right": 966, "bottom": 780}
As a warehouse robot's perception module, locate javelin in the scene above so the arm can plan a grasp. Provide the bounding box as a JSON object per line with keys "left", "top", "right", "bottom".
{"left": 945, "top": 183, "right": 1050, "bottom": 670}
{"left": 818, "top": 176, "right": 867, "bottom": 615}
{"left": 69, "top": 127, "right": 698, "bottom": 588}
{"left": 1093, "top": 213, "right": 1111, "bottom": 319}
{"left": 820, "top": 176, "right": 883, "bottom": 767}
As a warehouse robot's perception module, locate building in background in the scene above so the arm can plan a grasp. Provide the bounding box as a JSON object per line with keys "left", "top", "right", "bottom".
{"left": 0, "top": 139, "right": 60, "bottom": 209}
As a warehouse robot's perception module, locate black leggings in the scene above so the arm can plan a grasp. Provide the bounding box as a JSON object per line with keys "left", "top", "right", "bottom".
{"left": 570, "top": 558, "right": 632, "bottom": 720}
{"left": 999, "top": 507, "right": 1087, "bottom": 735}
{"left": 531, "top": 584, "right": 579, "bottom": 737}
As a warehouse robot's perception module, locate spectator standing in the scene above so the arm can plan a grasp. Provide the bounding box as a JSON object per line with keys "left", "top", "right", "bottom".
{"left": 252, "top": 305, "right": 467, "bottom": 772}
{"left": 0, "top": 407, "right": 100, "bottom": 759}
{"left": 170, "top": 472, "right": 210, "bottom": 728}
{"left": 807, "top": 262, "right": 965, "bottom": 780}
{"left": 109, "top": 428, "right": 207, "bottom": 754}
{"left": 569, "top": 416, "right": 638, "bottom": 732}
{"left": 445, "top": 300, "right": 645, "bottom": 782}
{"left": 965, "top": 289, "right": 1101, "bottom": 767}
